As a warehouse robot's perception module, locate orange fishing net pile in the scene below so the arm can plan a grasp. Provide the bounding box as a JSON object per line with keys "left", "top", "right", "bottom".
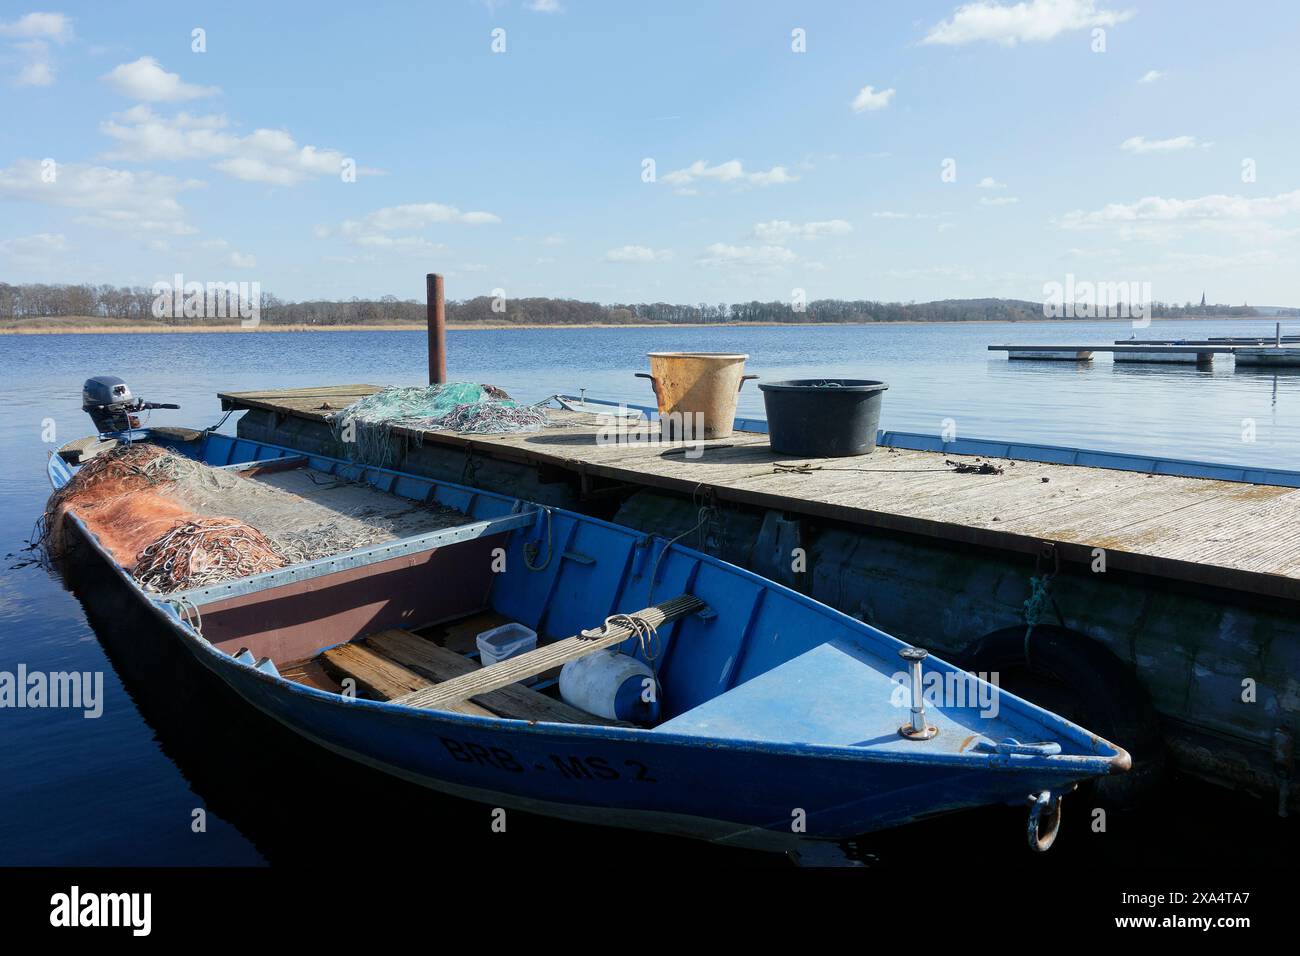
{"left": 132, "top": 517, "right": 285, "bottom": 592}
{"left": 43, "top": 444, "right": 285, "bottom": 592}
{"left": 44, "top": 445, "right": 178, "bottom": 561}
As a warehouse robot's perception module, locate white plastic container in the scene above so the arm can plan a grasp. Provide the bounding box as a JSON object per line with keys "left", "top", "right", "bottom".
{"left": 559, "top": 651, "right": 660, "bottom": 724}
{"left": 476, "top": 623, "right": 538, "bottom": 667}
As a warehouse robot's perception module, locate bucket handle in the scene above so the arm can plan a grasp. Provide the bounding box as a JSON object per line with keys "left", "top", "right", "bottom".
{"left": 634, "top": 372, "right": 661, "bottom": 406}
{"left": 637, "top": 371, "right": 758, "bottom": 402}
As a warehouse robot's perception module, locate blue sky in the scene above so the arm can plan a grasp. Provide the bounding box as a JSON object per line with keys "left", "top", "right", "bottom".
{"left": 2, "top": 0, "right": 1298, "bottom": 307}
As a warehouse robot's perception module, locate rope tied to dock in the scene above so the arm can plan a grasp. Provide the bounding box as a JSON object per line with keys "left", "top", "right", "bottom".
{"left": 646, "top": 486, "right": 717, "bottom": 605}
{"left": 772, "top": 459, "right": 1006, "bottom": 476}
{"left": 1022, "top": 545, "right": 1066, "bottom": 662}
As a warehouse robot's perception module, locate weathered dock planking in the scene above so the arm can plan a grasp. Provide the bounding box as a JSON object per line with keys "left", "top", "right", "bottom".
{"left": 219, "top": 385, "right": 1300, "bottom": 601}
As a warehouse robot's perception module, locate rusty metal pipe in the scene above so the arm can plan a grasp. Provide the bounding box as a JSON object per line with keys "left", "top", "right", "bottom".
{"left": 427, "top": 273, "right": 446, "bottom": 384}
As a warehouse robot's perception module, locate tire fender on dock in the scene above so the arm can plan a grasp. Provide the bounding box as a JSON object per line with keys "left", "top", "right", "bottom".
{"left": 959, "top": 624, "right": 1166, "bottom": 807}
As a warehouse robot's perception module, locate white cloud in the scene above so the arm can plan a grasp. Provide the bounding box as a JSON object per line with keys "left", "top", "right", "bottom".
{"left": 660, "top": 159, "right": 797, "bottom": 192}
{"left": 748, "top": 166, "right": 797, "bottom": 186}
{"left": 215, "top": 133, "right": 347, "bottom": 186}
{"left": 1139, "top": 69, "right": 1163, "bottom": 83}
{"left": 1060, "top": 189, "right": 1300, "bottom": 242}
{"left": 15, "top": 42, "right": 54, "bottom": 86}
{"left": 100, "top": 106, "right": 237, "bottom": 161}
{"left": 1159, "top": 249, "right": 1281, "bottom": 270}
{"left": 1065, "top": 191, "right": 1300, "bottom": 225}
{"left": 851, "top": 85, "right": 895, "bottom": 112}
{"left": 342, "top": 203, "right": 501, "bottom": 235}
{"left": 923, "top": 0, "right": 1134, "bottom": 47}
{"left": 0, "top": 12, "right": 72, "bottom": 41}
{"left": 197, "top": 238, "right": 257, "bottom": 269}
{"left": 697, "top": 243, "right": 797, "bottom": 269}
{"left": 1119, "top": 135, "right": 1199, "bottom": 153}
{"left": 979, "top": 196, "right": 1019, "bottom": 205}
{"left": 526, "top": 0, "right": 564, "bottom": 11}
{"left": 977, "top": 176, "right": 1006, "bottom": 189}
{"left": 101, "top": 107, "right": 356, "bottom": 185}
{"left": 102, "top": 56, "right": 219, "bottom": 102}
{"left": 872, "top": 210, "right": 941, "bottom": 220}
{"left": 332, "top": 202, "right": 499, "bottom": 252}
{"left": 1, "top": 14, "right": 71, "bottom": 86}
{"left": 0, "top": 159, "right": 199, "bottom": 236}
{"left": 0, "top": 231, "right": 68, "bottom": 268}
{"left": 752, "top": 219, "right": 852, "bottom": 242}
{"left": 604, "top": 244, "right": 673, "bottom": 263}
{"left": 885, "top": 264, "right": 977, "bottom": 281}
{"left": 352, "top": 235, "right": 448, "bottom": 256}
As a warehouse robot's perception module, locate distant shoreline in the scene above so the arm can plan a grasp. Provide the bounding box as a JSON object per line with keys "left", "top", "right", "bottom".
{"left": 0, "top": 315, "right": 1282, "bottom": 335}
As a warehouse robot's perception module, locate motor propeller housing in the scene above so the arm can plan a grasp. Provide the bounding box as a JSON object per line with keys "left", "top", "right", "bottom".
{"left": 82, "top": 376, "right": 179, "bottom": 434}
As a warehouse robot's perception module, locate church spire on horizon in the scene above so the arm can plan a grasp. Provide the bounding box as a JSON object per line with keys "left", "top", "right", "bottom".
{"left": 1200, "top": 291, "right": 1207, "bottom": 307}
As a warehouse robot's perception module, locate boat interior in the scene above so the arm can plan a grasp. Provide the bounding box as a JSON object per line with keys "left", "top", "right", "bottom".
{"left": 54, "top": 429, "right": 1117, "bottom": 760}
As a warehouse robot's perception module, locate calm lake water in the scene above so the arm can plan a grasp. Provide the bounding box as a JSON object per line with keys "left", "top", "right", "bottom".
{"left": 2, "top": 318, "right": 1297, "bottom": 866}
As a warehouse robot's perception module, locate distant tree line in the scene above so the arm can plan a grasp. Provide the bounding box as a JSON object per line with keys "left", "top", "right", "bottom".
{"left": 2, "top": 282, "right": 1295, "bottom": 326}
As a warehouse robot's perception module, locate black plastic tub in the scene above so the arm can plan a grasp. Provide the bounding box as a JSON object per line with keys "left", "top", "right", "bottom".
{"left": 758, "top": 379, "right": 889, "bottom": 457}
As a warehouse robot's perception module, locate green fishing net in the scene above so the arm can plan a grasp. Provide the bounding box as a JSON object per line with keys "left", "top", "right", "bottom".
{"left": 331, "top": 383, "right": 549, "bottom": 466}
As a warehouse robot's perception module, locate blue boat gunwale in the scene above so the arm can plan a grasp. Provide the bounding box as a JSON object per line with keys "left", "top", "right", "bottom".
{"left": 48, "top": 431, "right": 1129, "bottom": 776}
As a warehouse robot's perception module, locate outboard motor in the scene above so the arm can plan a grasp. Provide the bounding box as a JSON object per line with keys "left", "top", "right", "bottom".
{"left": 82, "top": 376, "right": 180, "bottom": 434}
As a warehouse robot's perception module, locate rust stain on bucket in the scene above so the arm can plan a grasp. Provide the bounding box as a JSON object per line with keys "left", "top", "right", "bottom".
{"left": 639, "top": 352, "right": 755, "bottom": 440}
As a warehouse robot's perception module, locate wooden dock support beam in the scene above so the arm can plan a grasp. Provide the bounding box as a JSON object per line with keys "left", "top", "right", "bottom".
{"left": 427, "top": 272, "right": 446, "bottom": 385}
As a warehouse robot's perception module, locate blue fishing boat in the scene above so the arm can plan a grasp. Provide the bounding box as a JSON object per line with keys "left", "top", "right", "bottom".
{"left": 46, "top": 388, "right": 1128, "bottom": 855}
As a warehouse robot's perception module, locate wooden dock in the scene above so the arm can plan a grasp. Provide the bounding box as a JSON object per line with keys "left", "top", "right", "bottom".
{"left": 990, "top": 343, "right": 1300, "bottom": 365}
{"left": 219, "top": 385, "right": 1300, "bottom": 601}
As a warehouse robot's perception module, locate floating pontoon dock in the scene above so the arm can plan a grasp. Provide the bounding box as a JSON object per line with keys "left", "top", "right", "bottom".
{"left": 218, "top": 383, "right": 1300, "bottom": 809}
{"left": 1120, "top": 337, "right": 1300, "bottom": 346}
{"left": 989, "top": 343, "right": 1300, "bottom": 365}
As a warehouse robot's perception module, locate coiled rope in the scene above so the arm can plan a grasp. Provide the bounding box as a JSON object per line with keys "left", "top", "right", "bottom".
{"left": 580, "top": 612, "right": 661, "bottom": 662}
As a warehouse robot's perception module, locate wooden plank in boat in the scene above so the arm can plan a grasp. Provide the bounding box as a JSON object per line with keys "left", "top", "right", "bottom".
{"left": 367, "top": 629, "right": 612, "bottom": 726}
{"left": 279, "top": 657, "right": 344, "bottom": 694}
{"left": 321, "top": 643, "right": 493, "bottom": 717}
{"left": 432, "top": 610, "right": 515, "bottom": 655}
{"left": 393, "top": 594, "right": 703, "bottom": 711}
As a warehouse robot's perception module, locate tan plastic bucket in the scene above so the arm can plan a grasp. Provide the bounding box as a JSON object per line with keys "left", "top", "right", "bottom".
{"left": 636, "top": 352, "right": 757, "bottom": 440}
